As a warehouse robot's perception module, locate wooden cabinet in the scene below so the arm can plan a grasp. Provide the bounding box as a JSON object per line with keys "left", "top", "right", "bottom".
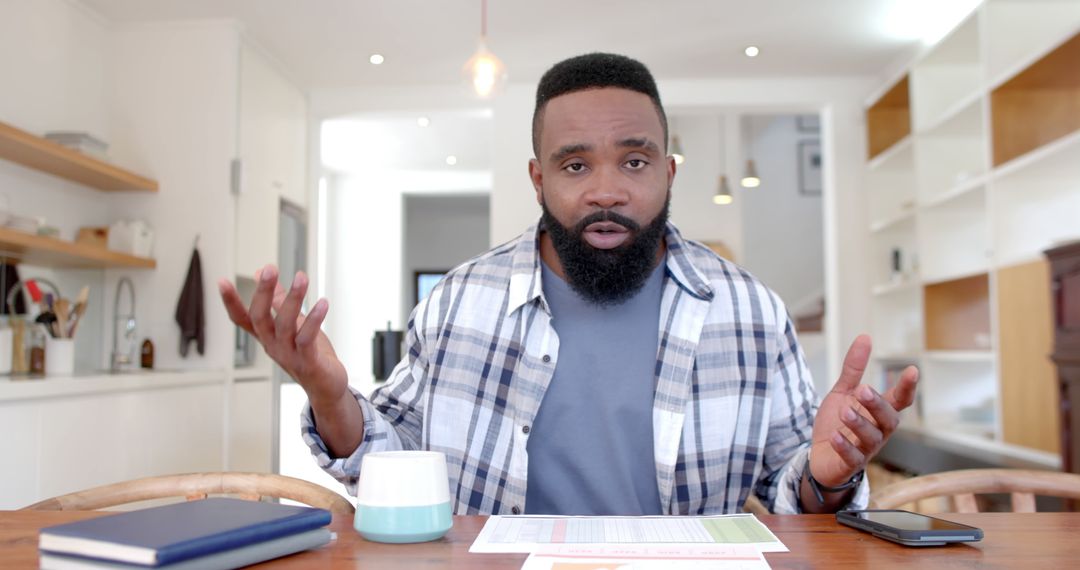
{"left": 863, "top": 1, "right": 1080, "bottom": 464}
{"left": 1047, "top": 241, "right": 1080, "bottom": 473}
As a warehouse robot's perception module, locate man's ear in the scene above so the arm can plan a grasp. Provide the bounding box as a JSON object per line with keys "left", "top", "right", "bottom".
{"left": 666, "top": 154, "right": 677, "bottom": 190}
{"left": 528, "top": 158, "right": 543, "bottom": 205}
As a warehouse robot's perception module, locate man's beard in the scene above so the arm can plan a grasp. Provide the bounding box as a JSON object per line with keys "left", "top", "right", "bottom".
{"left": 541, "top": 196, "right": 670, "bottom": 306}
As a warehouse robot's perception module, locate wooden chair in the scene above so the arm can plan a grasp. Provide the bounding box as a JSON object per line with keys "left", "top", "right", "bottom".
{"left": 742, "top": 495, "right": 771, "bottom": 516}
{"left": 869, "top": 468, "right": 1080, "bottom": 513}
{"left": 20, "top": 472, "right": 354, "bottom": 517}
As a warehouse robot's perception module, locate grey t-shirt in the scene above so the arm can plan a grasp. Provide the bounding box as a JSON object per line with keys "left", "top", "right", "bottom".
{"left": 524, "top": 258, "right": 665, "bottom": 515}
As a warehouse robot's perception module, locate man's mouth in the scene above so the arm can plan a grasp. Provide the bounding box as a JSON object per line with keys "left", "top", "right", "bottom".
{"left": 583, "top": 222, "right": 630, "bottom": 249}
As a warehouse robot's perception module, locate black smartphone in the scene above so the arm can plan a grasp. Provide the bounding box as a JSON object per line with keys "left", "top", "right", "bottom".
{"left": 836, "top": 509, "right": 984, "bottom": 546}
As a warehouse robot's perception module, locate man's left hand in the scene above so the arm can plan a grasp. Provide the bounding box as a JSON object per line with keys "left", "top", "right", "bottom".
{"left": 810, "top": 334, "right": 919, "bottom": 488}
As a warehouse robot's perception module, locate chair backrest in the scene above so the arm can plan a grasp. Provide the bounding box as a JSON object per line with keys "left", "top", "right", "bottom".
{"left": 869, "top": 468, "right": 1080, "bottom": 513}
{"left": 20, "top": 472, "right": 354, "bottom": 516}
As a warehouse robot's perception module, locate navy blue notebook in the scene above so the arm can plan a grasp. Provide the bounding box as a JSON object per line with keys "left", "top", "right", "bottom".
{"left": 38, "top": 498, "right": 332, "bottom": 567}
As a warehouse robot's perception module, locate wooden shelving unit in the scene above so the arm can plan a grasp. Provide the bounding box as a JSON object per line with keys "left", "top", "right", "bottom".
{"left": 991, "top": 31, "right": 1080, "bottom": 166}
{"left": 862, "top": 2, "right": 1080, "bottom": 458}
{"left": 0, "top": 121, "right": 158, "bottom": 269}
{"left": 924, "top": 273, "right": 991, "bottom": 351}
{"left": 997, "top": 259, "right": 1059, "bottom": 453}
{"left": 866, "top": 75, "right": 911, "bottom": 160}
{"left": 0, "top": 121, "right": 157, "bottom": 192}
{"left": 0, "top": 227, "right": 154, "bottom": 269}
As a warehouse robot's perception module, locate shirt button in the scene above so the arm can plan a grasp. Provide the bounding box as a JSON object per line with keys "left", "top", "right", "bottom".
{"left": 542, "top": 354, "right": 551, "bottom": 363}
{"left": 512, "top": 506, "right": 521, "bottom": 515}
{"left": 522, "top": 425, "right": 531, "bottom": 434}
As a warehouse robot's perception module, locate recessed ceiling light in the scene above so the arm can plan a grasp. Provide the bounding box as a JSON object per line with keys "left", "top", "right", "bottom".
{"left": 744, "top": 46, "right": 760, "bottom": 58}
{"left": 417, "top": 117, "right": 430, "bottom": 128}
{"left": 445, "top": 155, "right": 458, "bottom": 166}
{"left": 369, "top": 54, "right": 385, "bottom": 65}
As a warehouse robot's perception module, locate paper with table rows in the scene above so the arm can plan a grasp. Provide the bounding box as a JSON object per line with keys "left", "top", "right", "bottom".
{"left": 469, "top": 514, "right": 787, "bottom": 554}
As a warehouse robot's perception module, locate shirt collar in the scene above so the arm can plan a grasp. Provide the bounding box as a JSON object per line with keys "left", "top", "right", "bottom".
{"left": 505, "top": 218, "right": 715, "bottom": 315}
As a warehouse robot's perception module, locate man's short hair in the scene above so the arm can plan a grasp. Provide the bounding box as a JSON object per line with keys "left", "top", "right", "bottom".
{"left": 532, "top": 53, "right": 668, "bottom": 157}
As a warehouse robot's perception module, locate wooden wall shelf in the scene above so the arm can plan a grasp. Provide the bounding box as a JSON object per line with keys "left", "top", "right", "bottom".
{"left": 991, "top": 31, "right": 1080, "bottom": 166}
{"left": 0, "top": 121, "right": 158, "bottom": 192}
{"left": 0, "top": 227, "right": 155, "bottom": 269}
{"left": 924, "top": 273, "right": 991, "bottom": 351}
{"left": 867, "top": 75, "right": 912, "bottom": 160}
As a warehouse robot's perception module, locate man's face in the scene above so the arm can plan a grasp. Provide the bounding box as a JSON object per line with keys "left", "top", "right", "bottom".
{"left": 530, "top": 87, "right": 674, "bottom": 249}
{"left": 528, "top": 87, "right": 676, "bottom": 304}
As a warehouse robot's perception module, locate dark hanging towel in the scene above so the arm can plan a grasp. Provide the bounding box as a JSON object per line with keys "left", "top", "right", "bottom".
{"left": 174, "top": 248, "right": 205, "bottom": 356}
{"left": 0, "top": 262, "right": 27, "bottom": 315}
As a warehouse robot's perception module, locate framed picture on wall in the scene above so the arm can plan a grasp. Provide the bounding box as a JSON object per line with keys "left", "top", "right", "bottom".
{"left": 798, "top": 140, "right": 822, "bottom": 196}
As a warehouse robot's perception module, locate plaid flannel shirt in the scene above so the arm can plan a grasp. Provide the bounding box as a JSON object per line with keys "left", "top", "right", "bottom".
{"left": 303, "top": 220, "right": 869, "bottom": 514}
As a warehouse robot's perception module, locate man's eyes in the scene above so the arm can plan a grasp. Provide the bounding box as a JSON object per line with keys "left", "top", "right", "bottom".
{"left": 562, "top": 159, "right": 648, "bottom": 173}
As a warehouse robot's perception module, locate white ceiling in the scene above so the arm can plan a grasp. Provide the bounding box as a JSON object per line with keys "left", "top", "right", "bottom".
{"left": 81, "top": 0, "right": 982, "bottom": 90}
{"left": 78, "top": 0, "right": 980, "bottom": 176}
{"left": 321, "top": 109, "right": 494, "bottom": 173}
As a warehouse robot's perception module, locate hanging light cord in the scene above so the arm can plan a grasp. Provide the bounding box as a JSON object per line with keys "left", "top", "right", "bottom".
{"left": 481, "top": 0, "right": 487, "bottom": 38}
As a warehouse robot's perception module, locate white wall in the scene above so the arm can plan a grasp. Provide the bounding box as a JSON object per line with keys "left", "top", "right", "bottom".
{"left": 103, "top": 21, "right": 241, "bottom": 371}
{"left": 666, "top": 113, "right": 744, "bottom": 260}
{"left": 0, "top": 0, "right": 110, "bottom": 140}
{"left": 739, "top": 115, "right": 824, "bottom": 311}
{"left": 402, "top": 194, "right": 490, "bottom": 323}
{"left": 0, "top": 0, "right": 115, "bottom": 372}
{"left": 0, "top": 6, "right": 244, "bottom": 373}
{"left": 323, "top": 172, "right": 404, "bottom": 398}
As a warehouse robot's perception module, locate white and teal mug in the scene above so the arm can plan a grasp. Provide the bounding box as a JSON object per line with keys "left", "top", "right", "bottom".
{"left": 354, "top": 450, "right": 453, "bottom": 543}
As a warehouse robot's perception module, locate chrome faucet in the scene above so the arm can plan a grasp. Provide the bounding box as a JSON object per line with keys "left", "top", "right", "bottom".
{"left": 110, "top": 277, "right": 136, "bottom": 372}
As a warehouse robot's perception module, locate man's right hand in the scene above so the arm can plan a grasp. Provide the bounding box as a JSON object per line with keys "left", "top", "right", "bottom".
{"left": 219, "top": 265, "right": 364, "bottom": 457}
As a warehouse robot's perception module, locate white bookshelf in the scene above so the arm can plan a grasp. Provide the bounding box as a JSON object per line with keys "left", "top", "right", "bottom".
{"left": 984, "top": 0, "right": 1080, "bottom": 88}
{"left": 918, "top": 186, "right": 990, "bottom": 283}
{"left": 862, "top": 0, "right": 1080, "bottom": 457}
{"left": 913, "top": 97, "right": 988, "bottom": 205}
{"left": 867, "top": 136, "right": 916, "bottom": 226}
{"left": 910, "top": 12, "right": 983, "bottom": 132}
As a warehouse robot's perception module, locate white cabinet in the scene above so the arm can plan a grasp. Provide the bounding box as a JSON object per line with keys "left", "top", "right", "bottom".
{"left": 0, "top": 373, "right": 227, "bottom": 510}
{"left": 228, "top": 376, "right": 273, "bottom": 473}
{"left": 862, "top": 0, "right": 1080, "bottom": 463}
{"left": 234, "top": 43, "right": 308, "bottom": 279}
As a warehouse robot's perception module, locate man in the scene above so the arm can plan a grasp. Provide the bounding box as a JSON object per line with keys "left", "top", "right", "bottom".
{"left": 219, "top": 53, "right": 918, "bottom": 516}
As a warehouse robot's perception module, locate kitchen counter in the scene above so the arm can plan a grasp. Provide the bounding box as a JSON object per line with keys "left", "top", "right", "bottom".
{"left": 0, "top": 369, "right": 228, "bottom": 403}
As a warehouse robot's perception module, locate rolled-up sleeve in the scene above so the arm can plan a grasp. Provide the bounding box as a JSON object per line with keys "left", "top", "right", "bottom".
{"left": 300, "top": 302, "right": 433, "bottom": 495}
{"left": 300, "top": 388, "right": 413, "bottom": 494}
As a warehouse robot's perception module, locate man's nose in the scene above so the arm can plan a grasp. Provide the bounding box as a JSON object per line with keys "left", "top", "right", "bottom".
{"left": 583, "top": 165, "right": 630, "bottom": 209}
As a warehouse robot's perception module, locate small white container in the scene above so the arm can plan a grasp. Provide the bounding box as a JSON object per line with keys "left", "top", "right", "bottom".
{"left": 45, "top": 337, "right": 75, "bottom": 376}
{"left": 108, "top": 220, "right": 155, "bottom": 258}
{"left": 354, "top": 451, "right": 453, "bottom": 543}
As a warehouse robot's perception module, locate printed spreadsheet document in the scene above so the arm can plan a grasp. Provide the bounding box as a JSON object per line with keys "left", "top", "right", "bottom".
{"left": 469, "top": 514, "right": 787, "bottom": 554}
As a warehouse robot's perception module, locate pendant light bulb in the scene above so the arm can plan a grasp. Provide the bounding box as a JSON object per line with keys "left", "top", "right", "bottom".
{"left": 740, "top": 159, "right": 761, "bottom": 188}
{"left": 463, "top": 0, "right": 506, "bottom": 99}
{"left": 713, "top": 175, "right": 733, "bottom": 205}
{"left": 463, "top": 38, "right": 507, "bottom": 99}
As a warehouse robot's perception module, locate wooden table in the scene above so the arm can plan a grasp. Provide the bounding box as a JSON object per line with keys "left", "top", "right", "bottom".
{"left": 4, "top": 511, "right": 1080, "bottom": 568}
